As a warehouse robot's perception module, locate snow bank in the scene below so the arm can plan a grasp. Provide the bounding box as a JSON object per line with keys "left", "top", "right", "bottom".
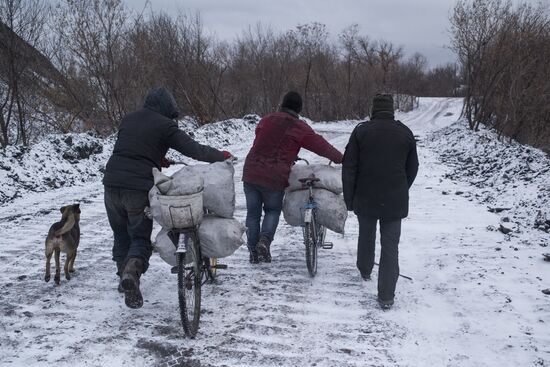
{"left": 426, "top": 120, "right": 550, "bottom": 233}
{"left": 0, "top": 132, "right": 113, "bottom": 204}
{"left": 0, "top": 116, "right": 259, "bottom": 206}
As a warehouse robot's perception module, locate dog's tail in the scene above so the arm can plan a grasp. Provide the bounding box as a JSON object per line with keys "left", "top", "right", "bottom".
{"left": 54, "top": 215, "right": 76, "bottom": 237}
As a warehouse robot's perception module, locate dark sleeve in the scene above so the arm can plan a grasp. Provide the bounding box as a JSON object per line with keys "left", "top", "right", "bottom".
{"left": 406, "top": 137, "right": 419, "bottom": 188}
{"left": 342, "top": 127, "right": 360, "bottom": 211}
{"left": 165, "top": 122, "right": 225, "bottom": 163}
{"left": 299, "top": 123, "right": 343, "bottom": 163}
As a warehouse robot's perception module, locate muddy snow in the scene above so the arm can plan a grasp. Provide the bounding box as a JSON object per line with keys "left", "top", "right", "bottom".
{"left": 0, "top": 98, "right": 548, "bottom": 367}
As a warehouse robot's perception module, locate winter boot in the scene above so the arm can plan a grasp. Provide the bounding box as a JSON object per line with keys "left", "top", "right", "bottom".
{"left": 249, "top": 249, "right": 259, "bottom": 264}
{"left": 377, "top": 297, "right": 394, "bottom": 310}
{"left": 120, "top": 258, "right": 144, "bottom": 309}
{"left": 360, "top": 271, "right": 371, "bottom": 281}
{"left": 257, "top": 236, "right": 272, "bottom": 263}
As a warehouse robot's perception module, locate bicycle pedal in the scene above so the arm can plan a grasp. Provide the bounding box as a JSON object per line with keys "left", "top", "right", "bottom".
{"left": 212, "top": 264, "right": 228, "bottom": 270}
{"left": 322, "top": 242, "right": 333, "bottom": 250}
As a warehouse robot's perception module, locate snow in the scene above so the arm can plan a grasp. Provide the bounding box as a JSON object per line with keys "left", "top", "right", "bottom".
{"left": 0, "top": 98, "right": 548, "bottom": 367}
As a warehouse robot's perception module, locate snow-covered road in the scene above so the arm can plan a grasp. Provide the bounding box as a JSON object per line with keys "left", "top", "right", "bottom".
{"left": 0, "top": 98, "right": 548, "bottom": 367}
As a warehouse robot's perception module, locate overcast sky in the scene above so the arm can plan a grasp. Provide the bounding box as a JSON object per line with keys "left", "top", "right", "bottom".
{"left": 126, "top": 0, "right": 544, "bottom": 68}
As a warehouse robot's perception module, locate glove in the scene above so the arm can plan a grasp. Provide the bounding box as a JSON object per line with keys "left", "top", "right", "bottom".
{"left": 345, "top": 201, "right": 354, "bottom": 211}
{"left": 160, "top": 157, "right": 171, "bottom": 168}
{"left": 222, "top": 151, "right": 233, "bottom": 159}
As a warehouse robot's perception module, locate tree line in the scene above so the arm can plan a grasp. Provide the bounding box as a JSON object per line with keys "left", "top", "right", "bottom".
{"left": 0, "top": 0, "right": 461, "bottom": 146}
{"left": 450, "top": 0, "right": 550, "bottom": 153}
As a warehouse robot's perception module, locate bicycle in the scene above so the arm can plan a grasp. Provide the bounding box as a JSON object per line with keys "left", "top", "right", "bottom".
{"left": 167, "top": 227, "right": 226, "bottom": 338}
{"left": 296, "top": 158, "right": 333, "bottom": 277}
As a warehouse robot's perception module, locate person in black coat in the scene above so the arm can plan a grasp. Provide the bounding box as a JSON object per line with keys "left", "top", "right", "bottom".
{"left": 103, "top": 87, "right": 232, "bottom": 309}
{"left": 342, "top": 94, "right": 419, "bottom": 309}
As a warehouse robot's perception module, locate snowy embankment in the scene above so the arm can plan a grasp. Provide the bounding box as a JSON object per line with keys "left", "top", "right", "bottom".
{"left": 0, "top": 98, "right": 548, "bottom": 367}
{"left": 427, "top": 122, "right": 550, "bottom": 234}
{"left": 0, "top": 116, "right": 258, "bottom": 205}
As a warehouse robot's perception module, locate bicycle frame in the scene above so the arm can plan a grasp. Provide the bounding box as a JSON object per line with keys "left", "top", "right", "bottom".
{"left": 302, "top": 185, "right": 316, "bottom": 224}
{"left": 171, "top": 228, "right": 217, "bottom": 285}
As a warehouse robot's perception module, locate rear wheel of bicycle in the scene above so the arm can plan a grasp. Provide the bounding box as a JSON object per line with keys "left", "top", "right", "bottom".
{"left": 177, "top": 231, "right": 202, "bottom": 338}
{"left": 304, "top": 221, "right": 318, "bottom": 277}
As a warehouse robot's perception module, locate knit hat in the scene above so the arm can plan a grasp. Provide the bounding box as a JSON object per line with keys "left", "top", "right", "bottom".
{"left": 281, "top": 91, "right": 303, "bottom": 114}
{"left": 371, "top": 94, "right": 394, "bottom": 118}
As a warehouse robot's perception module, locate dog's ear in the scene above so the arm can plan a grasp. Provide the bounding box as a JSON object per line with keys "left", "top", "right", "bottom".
{"left": 74, "top": 204, "right": 81, "bottom": 214}
{"left": 60, "top": 205, "right": 67, "bottom": 214}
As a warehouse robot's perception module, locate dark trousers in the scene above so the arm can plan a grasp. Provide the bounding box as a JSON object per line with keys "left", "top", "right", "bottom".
{"left": 104, "top": 187, "right": 153, "bottom": 273}
{"left": 356, "top": 215, "right": 402, "bottom": 301}
{"left": 243, "top": 182, "right": 285, "bottom": 251}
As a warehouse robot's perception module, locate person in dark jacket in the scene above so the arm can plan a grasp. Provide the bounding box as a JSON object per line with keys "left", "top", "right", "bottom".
{"left": 103, "top": 87, "right": 232, "bottom": 309}
{"left": 342, "top": 94, "right": 419, "bottom": 309}
{"left": 243, "top": 91, "right": 344, "bottom": 264}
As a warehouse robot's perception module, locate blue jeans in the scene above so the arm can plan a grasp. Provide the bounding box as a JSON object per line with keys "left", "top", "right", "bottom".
{"left": 243, "top": 182, "right": 285, "bottom": 251}
{"left": 104, "top": 187, "right": 153, "bottom": 273}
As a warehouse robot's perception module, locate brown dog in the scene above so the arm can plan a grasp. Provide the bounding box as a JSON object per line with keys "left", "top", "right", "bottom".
{"left": 45, "top": 204, "right": 81, "bottom": 285}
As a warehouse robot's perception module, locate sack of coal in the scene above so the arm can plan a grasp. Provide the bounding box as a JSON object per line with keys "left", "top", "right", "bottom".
{"left": 287, "top": 164, "right": 342, "bottom": 194}
{"left": 153, "top": 228, "right": 199, "bottom": 265}
{"left": 149, "top": 168, "right": 204, "bottom": 228}
{"left": 198, "top": 216, "right": 245, "bottom": 258}
{"left": 172, "top": 160, "right": 235, "bottom": 218}
{"left": 154, "top": 228, "right": 177, "bottom": 266}
{"left": 282, "top": 188, "right": 347, "bottom": 234}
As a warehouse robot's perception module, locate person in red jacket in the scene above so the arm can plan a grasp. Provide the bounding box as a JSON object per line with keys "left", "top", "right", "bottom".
{"left": 242, "top": 91, "right": 343, "bottom": 263}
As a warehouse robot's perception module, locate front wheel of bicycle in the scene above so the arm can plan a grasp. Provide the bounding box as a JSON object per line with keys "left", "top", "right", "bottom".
{"left": 177, "top": 230, "right": 202, "bottom": 338}
{"left": 304, "top": 220, "right": 318, "bottom": 277}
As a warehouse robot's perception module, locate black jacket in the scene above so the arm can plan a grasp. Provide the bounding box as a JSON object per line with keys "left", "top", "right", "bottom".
{"left": 103, "top": 88, "right": 225, "bottom": 191}
{"left": 342, "top": 117, "right": 419, "bottom": 219}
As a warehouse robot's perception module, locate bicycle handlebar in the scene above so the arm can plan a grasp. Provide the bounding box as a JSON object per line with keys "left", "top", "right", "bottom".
{"left": 295, "top": 157, "right": 334, "bottom": 166}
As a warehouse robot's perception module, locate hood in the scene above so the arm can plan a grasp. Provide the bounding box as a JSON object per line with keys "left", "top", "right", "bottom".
{"left": 143, "top": 87, "right": 180, "bottom": 119}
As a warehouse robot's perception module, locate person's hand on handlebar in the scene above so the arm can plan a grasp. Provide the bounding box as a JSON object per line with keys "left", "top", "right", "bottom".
{"left": 160, "top": 157, "right": 172, "bottom": 168}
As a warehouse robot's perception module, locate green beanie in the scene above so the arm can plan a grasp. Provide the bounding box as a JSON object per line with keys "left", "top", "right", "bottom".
{"left": 371, "top": 94, "right": 394, "bottom": 118}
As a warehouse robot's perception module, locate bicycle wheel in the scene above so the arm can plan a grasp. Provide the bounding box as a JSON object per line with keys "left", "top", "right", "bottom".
{"left": 304, "top": 219, "right": 318, "bottom": 277}
{"left": 177, "top": 230, "right": 202, "bottom": 338}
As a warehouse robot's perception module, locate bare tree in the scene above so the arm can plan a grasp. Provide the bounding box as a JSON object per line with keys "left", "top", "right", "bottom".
{"left": 450, "top": 0, "right": 550, "bottom": 152}
{"left": 0, "top": 0, "right": 49, "bottom": 146}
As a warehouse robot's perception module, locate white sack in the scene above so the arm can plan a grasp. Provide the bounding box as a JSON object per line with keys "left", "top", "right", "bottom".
{"left": 154, "top": 228, "right": 200, "bottom": 265}
{"left": 148, "top": 186, "right": 162, "bottom": 225}
{"left": 198, "top": 216, "right": 245, "bottom": 258}
{"left": 149, "top": 169, "right": 204, "bottom": 228}
{"left": 287, "top": 164, "right": 343, "bottom": 194}
{"left": 283, "top": 188, "right": 347, "bottom": 234}
{"left": 172, "top": 160, "right": 235, "bottom": 218}
{"left": 152, "top": 167, "right": 203, "bottom": 196}
{"left": 154, "top": 227, "right": 177, "bottom": 266}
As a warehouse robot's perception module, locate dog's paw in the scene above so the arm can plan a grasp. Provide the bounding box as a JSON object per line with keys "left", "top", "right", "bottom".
{"left": 44, "top": 274, "right": 51, "bottom": 282}
{"left": 69, "top": 268, "right": 75, "bottom": 273}
{"left": 65, "top": 272, "right": 71, "bottom": 281}
{"left": 54, "top": 276, "right": 60, "bottom": 285}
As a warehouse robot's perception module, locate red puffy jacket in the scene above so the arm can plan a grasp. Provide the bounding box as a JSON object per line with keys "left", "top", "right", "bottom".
{"left": 243, "top": 109, "right": 343, "bottom": 191}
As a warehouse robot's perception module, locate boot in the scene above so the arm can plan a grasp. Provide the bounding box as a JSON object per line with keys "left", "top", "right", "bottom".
{"left": 377, "top": 297, "right": 394, "bottom": 310}
{"left": 257, "top": 236, "right": 271, "bottom": 263}
{"left": 120, "top": 258, "right": 144, "bottom": 309}
{"left": 249, "top": 250, "right": 259, "bottom": 264}
{"left": 360, "top": 271, "right": 371, "bottom": 281}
